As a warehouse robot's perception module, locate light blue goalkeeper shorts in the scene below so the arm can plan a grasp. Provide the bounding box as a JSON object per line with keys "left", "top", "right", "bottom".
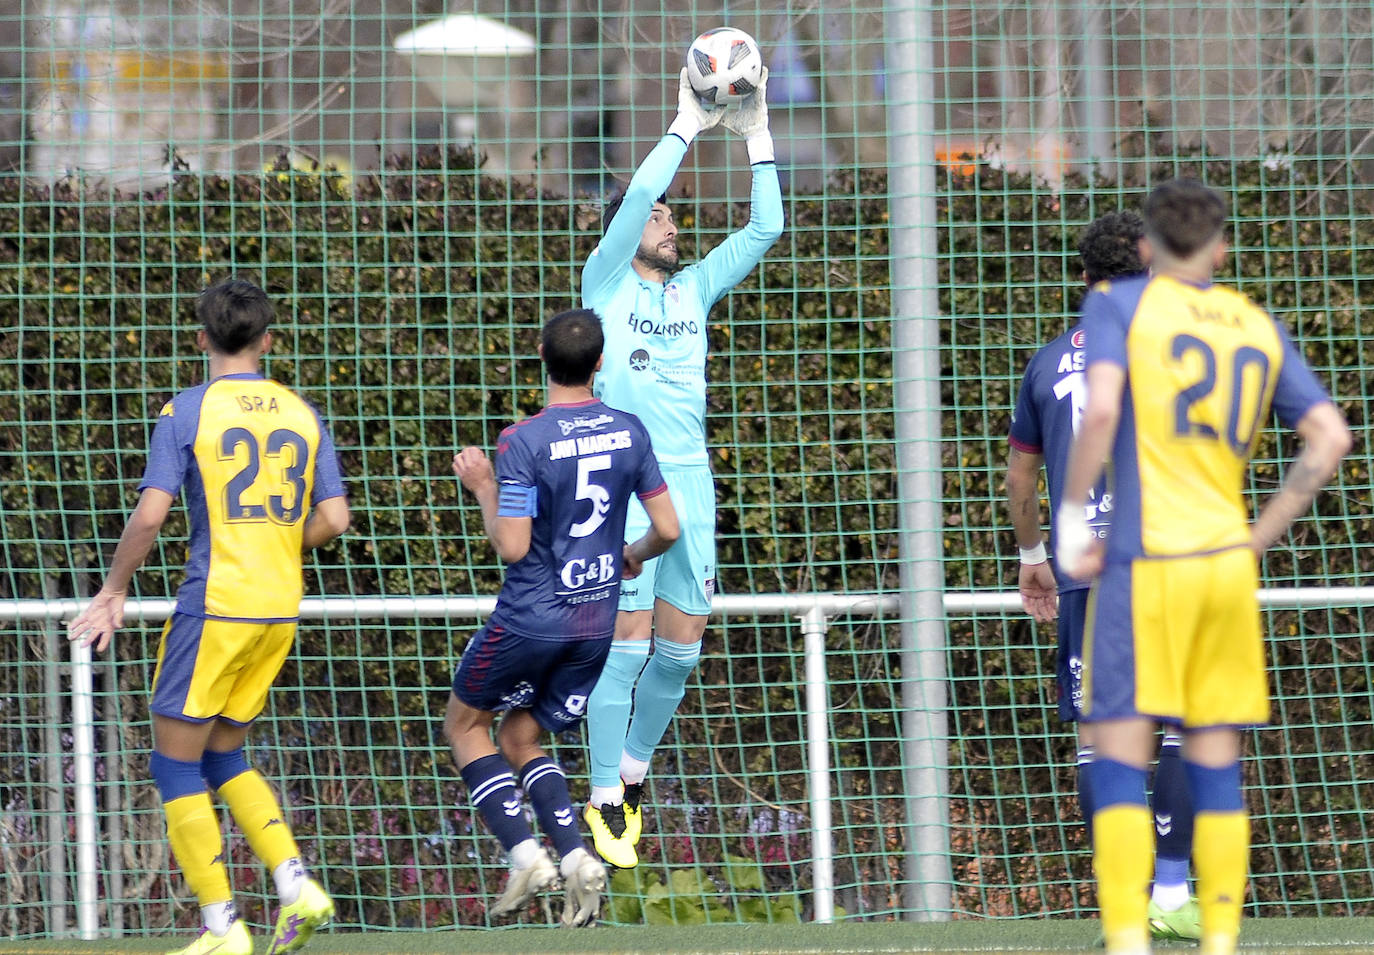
{"left": 618, "top": 465, "right": 716, "bottom": 616}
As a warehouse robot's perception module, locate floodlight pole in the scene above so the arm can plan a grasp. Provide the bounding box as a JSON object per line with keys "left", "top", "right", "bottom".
{"left": 884, "top": 0, "right": 954, "bottom": 921}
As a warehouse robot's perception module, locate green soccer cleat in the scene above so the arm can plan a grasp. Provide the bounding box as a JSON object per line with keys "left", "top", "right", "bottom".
{"left": 166, "top": 919, "right": 253, "bottom": 955}
{"left": 584, "top": 800, "right": 638, "bottom": 869}
{"left": 267, "top": 879, "right": 335, "bottom": 955}
{"left": 1148, "top": 896, "right": 1203, "bottom": 941}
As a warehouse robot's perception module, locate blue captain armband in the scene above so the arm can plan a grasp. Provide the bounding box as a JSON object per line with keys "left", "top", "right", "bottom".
{"left": 497, "top": 482, "right": 538, "bottom": 518}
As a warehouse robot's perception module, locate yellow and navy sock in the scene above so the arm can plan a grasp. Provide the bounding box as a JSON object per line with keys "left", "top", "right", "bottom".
{"left": 1086, "top": 758, "right": 1152, "bottom": 951}
{"left": 151, "top": 751, "right": 232, "bottom": 909}
{"left": 204, "top": 747, "right": 303, "bottom": 896}
{"left": 1185, "top": 760, "right": 1248, "bottom": 946}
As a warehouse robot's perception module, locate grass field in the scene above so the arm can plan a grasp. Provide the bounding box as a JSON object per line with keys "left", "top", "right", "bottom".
{"left": 3, "top": 918, "right": 1373, "bottom": 954}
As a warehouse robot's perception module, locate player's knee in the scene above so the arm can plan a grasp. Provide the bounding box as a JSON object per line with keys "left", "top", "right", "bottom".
{"left": 150, "top": 751, "right": 207, "bottom": 803}
{"left": 200, "top": 747, "right": 252, "bottom": 790}
{"left": 649, "top": 639, "right": 701, "bottom": 678}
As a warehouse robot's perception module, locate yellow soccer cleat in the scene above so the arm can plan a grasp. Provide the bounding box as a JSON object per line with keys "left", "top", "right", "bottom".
{"left": 622, "top": 780, "right": 644, "bottom": 846}
{"left": 584, "top": 800, "right": 638, "bottom": 869}
{"left": 1148, "top": 896, "right": 1203, "bottom": 941}
{"left": 266, "top": 879, "right": 335, "bottom": 955}
{"left": 166, "top": 919, "right": 252, "bottom": 955}
{"left": 489, "top": 847, "right": 559, "bottom": 918}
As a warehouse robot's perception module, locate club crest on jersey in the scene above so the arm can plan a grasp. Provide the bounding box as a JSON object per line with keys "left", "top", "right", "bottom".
{"left": 665, "top": 283, "right": 681, "bottom": 305}
{"left": 1070, "top": 329, "right": 1086, "bottom": 348}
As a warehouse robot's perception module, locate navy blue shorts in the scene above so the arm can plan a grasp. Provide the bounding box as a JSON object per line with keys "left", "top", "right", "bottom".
{"left": 1055, "top": 588, "right": 1090, "bottom": 722}
{"left": 451, "top": 625, "right": 612, "bottom": 732}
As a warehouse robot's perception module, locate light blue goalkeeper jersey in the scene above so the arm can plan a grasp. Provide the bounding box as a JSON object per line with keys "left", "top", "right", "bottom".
{"left": 581, "top": 134, "right": 783, "bottom": 468}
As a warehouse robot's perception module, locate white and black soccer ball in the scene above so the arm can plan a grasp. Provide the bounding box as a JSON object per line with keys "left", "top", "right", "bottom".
{"left": 685, "top": 27, "right": 764, "bottom": 107}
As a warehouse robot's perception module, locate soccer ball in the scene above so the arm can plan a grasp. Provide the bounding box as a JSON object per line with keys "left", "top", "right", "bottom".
{"left": 685, "top": 27, "right": 763, "bottom": 107}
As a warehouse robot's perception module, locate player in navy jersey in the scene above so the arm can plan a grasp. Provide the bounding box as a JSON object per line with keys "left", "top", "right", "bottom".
{"left": 579, "top": 61, "right": 783, "bottom": 869}
{"left": 67, "top": 279, "right": 350, "bottom": 955}
{"left": 1057, "top": 180, "right": 1350, "bottom": 955}
{"left": 445, "top": 308, "right": 679, "bottom": 927}
{"left": 1007, "top": 211, "right": 1202, "bottom": 940}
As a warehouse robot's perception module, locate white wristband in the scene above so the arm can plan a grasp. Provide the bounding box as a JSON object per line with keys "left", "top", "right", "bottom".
{"left": 746, "top": 131, "right": 775, "bottom": 164}
{"left": 1019, "top": 542, "right": 1047, "bottom": 565}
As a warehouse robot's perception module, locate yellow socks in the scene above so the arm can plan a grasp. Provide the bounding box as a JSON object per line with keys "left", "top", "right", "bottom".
{"left": 216, "top": 769, "right": 301, "bottom": 872}
{"left": 163, "top": 792, "right": 232, "bottom": 906}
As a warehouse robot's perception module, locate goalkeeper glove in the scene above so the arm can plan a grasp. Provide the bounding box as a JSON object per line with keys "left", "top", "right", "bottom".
{"left": 722, "top": 66, "right": 774, "bottom": 163}
{"left": 668, "top": 68, "right": 725, "bottom": 145}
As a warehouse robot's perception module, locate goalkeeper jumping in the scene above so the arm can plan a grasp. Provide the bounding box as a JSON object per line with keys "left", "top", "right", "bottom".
{"left": 579, "top": 66, "right": 784, "bottom": 869}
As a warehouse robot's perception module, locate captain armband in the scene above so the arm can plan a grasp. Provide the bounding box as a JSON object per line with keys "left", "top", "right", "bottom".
{"left": 497, "top": 482, "right": 538, "bottom": 518}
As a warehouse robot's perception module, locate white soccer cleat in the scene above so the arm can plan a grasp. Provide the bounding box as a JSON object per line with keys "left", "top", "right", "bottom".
{"left": 560, "top": 850, "right": 608, "bottom": 928}
{"left": 489, "top": 847, "right": 559, "bottom": 918}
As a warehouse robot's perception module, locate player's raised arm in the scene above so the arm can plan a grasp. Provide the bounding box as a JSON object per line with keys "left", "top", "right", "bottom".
{"left": 695, "top": 69, "right": 785, "bottom": 306}
{"left": 581, "top": 72, "right": 724, "bottom": 302}
{"left": 453, "top": 446, "right": 532, "bottom": 564}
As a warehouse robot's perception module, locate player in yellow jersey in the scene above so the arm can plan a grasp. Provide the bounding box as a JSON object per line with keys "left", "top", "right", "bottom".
{"left": 68, "top": 279, "right": 350, "bottom": 955}
{"left": 1055, "top": 179, "right": 1350, "bottom": 955}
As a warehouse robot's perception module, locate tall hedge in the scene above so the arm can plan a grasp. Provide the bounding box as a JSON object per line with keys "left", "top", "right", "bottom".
{"left": 0, "top": 149, "right": 1370, "bottom": 929}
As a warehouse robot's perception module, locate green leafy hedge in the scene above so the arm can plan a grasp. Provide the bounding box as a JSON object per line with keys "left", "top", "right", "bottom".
{"left": 0, "top": 150, "right": 1370, "bottom": 929}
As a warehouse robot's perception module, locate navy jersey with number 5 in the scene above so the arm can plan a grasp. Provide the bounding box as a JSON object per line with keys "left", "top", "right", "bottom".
{"left": 487, "top": 399, "right": 666, "bottom": 640}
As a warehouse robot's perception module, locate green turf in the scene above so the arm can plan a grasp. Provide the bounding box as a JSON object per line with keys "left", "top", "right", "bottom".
{"left": 3, "top": 918, "right": 1373, "bottom": 954}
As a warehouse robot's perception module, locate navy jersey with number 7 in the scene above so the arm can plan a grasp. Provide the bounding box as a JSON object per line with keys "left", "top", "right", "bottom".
{"left": 486, "top": 398, "right": 667, "bottom": 641}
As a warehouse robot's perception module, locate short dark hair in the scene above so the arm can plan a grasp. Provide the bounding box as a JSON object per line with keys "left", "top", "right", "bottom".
{"left": 1078, "top": 210, "right": 1145, "bottom": 284}
{"left": 602, "top": 190, "right": 669, "bottom": 235}
{"left": 542, "top": 308, "right": 604, "bottom": 386}
{"left": 196, "top": 279, "right": 273, "bottom": 354}
{"left": 1143, "top": 178, "right": 1228, "bottom": 258}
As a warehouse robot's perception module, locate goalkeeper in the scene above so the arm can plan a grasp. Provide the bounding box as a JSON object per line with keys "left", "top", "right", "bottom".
{"left": 579, "top": 67, "right": 784, "bottom": 869}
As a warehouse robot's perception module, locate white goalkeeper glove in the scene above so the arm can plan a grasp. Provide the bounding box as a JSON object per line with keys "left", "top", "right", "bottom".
{"left": 722, "top": 66, "right": 773, "bottom": 163}
{"left": 668, "top": 68, "right": 725, "bottom": 145}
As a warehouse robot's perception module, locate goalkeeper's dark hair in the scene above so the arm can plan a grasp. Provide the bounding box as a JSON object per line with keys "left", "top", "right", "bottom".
{"left": 1078, "top": 210, "right": 1145, "bottom": 284}
{"left": 542, "top": 308, "right": 604, "bottom": 385}
{"left": 197, "top": 278, "right": 274, "bottom": 354}
{"left": 602, "top": 190, "right": 669, "bottom": 235}
{"left": 1144, "top": 178, "right": 1228, "bottom": 259}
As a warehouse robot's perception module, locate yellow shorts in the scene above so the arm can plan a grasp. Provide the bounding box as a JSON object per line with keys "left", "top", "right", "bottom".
{"left": 150, "top": 614, "right": 298, "bottom": 724}
{"left": 1083, "top": 547, "right": 1268, "bottom": 728}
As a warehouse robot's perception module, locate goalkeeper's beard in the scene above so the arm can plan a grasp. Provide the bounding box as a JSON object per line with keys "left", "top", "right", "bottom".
{"left": 635, "top": 244, "right": 679, "bottom": 275}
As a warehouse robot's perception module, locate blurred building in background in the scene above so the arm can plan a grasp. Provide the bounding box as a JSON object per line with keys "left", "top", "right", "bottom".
{"left": 0, "top": 1, "right": 1370, "bottom": 197}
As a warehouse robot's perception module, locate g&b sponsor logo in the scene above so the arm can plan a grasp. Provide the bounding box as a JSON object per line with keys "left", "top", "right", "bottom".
{"left": 560, "top": 553, "right": 616, "bottom": 592}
